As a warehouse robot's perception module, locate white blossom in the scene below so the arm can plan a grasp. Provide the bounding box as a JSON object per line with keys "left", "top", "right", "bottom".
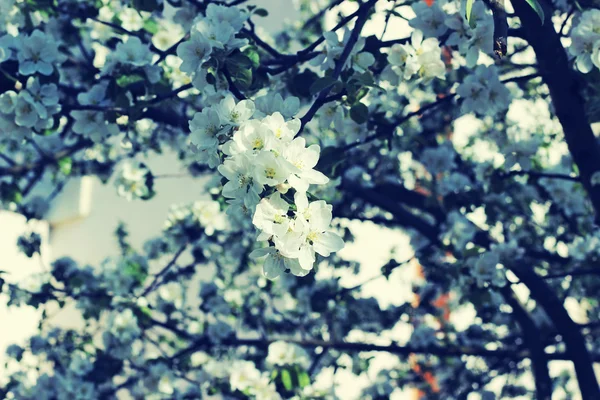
{"left": 409, "top": 2, "right": 448, "bottom": 38}
{"left": 176, "top": 30, "right": 213, "bottom": 74}
{"left": 266, "top": 340, "right": 311, "bottom": 368}
{"left": 114, "top": 162, "right": 151, "bottom": 201}
{"left": 569, "top": 10, "right": 600, "bottom": 73}
{"left": 18, "top": 30, "right": 59, "bottom": 76}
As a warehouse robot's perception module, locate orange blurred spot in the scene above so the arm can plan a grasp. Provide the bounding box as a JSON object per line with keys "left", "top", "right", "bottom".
{"left": 423, "top": 371, "right": 440, "bottom": 393}
{"left": 412, "top": 293, "right": 421, "bottom": 308}
{"left": 413, "top": 184, "right": 432, "bottom": 197}
{"left": 409, "top": 355, "right": 421, "bottom": 373}
{"left": 424, "top": 0, "right": 435, "bottom": 6}
{"left": 442, "top": 46, "right": 453, "bottom": 65}
{"left": 432, "top": 293, "right": 452, "bottom": 322}
{"left": 414, "top": 262, "right": 425, "bottom": 279}
{"left": 431, "top": 293, "right": 449, "bottom": 308}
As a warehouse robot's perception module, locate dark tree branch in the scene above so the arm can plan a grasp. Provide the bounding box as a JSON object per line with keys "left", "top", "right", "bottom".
{"left": 298, "top": 0, "right": 377, "bottom": 133}
{"left": 342, "top": 94, "right": 457, "bottom": 151}
{"left": 497, "top": 169, "right": 581, "bottom": 182}
{"left": 507, "top": 261, "right": 600, "bottom": 399}
{"left": 222, "top": 67, "right": 247, "bottom": 100}
{"left": 487, "top": 0, "right": 509, "bottom": 58}
{"left": 140, "top": 246, "right": 187, "bottom": 297}
{"left": 168, "top": 334, "right": 600, "bottom": 363}
{"left": 341, "top": 180, "right": 440, "bottom": 244}
{"left": 543, "top": 268, "right": 600, "bottom": 279}
{"left": 513, "top": 0, "right": 600, "bottom": 226}
{"left": 502, "top": 287, "right": 553, "bottom": 400}
{"left": 342, "top": 168, "right": 598, "bottom": 399}
{"left": 0, "top": 140, "right": 92, "bottom": 176}
{"left": 510, "top": 2, "right": 600, "bottom": 395}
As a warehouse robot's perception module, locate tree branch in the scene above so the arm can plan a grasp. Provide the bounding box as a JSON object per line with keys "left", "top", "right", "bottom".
{"left": 513, "top": 0, "right": 600, "bottom": 226}
{"left": 510, "top": 3, "right": 600, "bottom": 395}
{"left": 487, "top": 0, "right": 509, "bottom": 58}
{"left": 502, "top": 287, "right": 553, "bottom": 399}
{"left": 299, "top": 0, "right": 377, "bottom": 133}
{"left": 169, "top": 334, "right": 600, "bottom": 363}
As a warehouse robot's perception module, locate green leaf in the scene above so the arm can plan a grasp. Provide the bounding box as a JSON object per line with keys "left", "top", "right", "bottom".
{"left": 232, "top": 68, "right": 253, "bottom": 90}
{"left": 524, "top": 0, "right": 544, "bottom": 24}
{"left": 352, "top": 71, "right": 384, "bottom": 90}
{"left": 465, "top": 0, "right": 476, "bottom": 29}
{"left": 227, "top": 52, "right": 254, "bottom": 69}
{"left": 0, "top": 182, "right": 22, "bottom": 203}
{"left": 297, "top": 370, "right": 310, "bottom": 388}
{"left": 116, "top": 74, "right": 145, "bottom": 88}
{"left": 253, "top": 8, "right": 268, "bottom": 17}
{"left": 350, "top": 103, "right": 369, "bottom": 124}
{"left": 243, "top": 46, "right": 261, "bottom": 69}
{"left": 281, "top": 369, "right": 293, "bottom": 391}
{"left": 143, "top": 18, "right": 159, "bottom": 34}
{"left": 316, "top": 146, "right": 345, "bottom": 178}
{"left": 290, "top": 70, "right": 319, "bottom": 98}
{"left": 124, "top": 261, "right": 147, "bottom": 284}
{"left": 310, "top": 76, "right": 338, "bottom": 96}
{"left": 58, "top": 157, "right": 72, "bottom": 176}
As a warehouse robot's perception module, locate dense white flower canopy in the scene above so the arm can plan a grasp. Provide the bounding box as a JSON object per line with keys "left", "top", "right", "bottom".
{"left": 1, "top": 0, "right": 600, "bottom": 399}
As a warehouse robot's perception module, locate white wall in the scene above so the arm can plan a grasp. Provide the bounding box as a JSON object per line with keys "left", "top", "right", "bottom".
{"left": 49, "top": 152, "right": 203, "bottom": 264}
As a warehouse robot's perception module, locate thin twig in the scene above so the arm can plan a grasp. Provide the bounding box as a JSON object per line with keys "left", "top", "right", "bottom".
{"left": 140, "top": 246, "right": 187, "bottom": 297}
{"left": 498, "top": 169, "right": 580, "bottom": 182}
{"left": 299, "top": 0, "right": 377, "bottom": 133}
{"left": 222, "top": 67, "right": 247, "bottom": 100}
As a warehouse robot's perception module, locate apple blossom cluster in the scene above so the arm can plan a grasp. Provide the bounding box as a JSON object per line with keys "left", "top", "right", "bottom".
{"left": 469, "top": 251, "right": 506, "bottom": 288}
{"left": 568, "top": 231, "right": 600, "bottom": 261}
{"left": 184, "top": 94, "right": 344, "bottom": 278}
{"left": 0, "top": 30, "right": 61, "bottom": 76}
{"left": 540, "top": 175, "right": 588, "bottom": 217}
{"left": 444, "top": 1, "right": 494, "bottom": 67}
{"left": 163, "top": 199, "right": 225, "bottom": 245}
{"left": 266, "top": 340, "right": 311, "bottom": 368}
{"left": 101, "top": 255, "right": 149, "bottom": 300}
{"left": 102, "top": 36, "right": 162, "bottom": 84}
{"left": 386, "top": 30, "right": 446, "bottom": 81}
{"left": 569, "top": 9, "right": 600, "bottom": 73}
{"left": 310, "top": 27, "right": 375, "bottom": 72}
{"left": 0, "top": 76, "right": 60, "bottom": 141}
{"left": 420, "top": 143, "right": 457, "bottom": 176}
{"left": 408, "top": 0, "right": 495, "bottom": 67}
{"left": 102, "top": 308, "right": 141, "bottom": 360}
{"left": 456, "top": 64, "right": 510, "bottom": 116}
{"left": 441, "top": 211, "right": 477, "bottom": 251}
{"left": 229, "top": 360, "right": 281, "bottom": 400}
{"left": 409, "top": 2, "right": 448, "bottom": 38}
{"left": 114, "top": 162, "right": 152, "bottom": 201}
{"left": 71, "top": 82, "right": 119, "bottom": 142}
{"left": 9, "top": 355, "right": 97, "bottom": 400}
{"left": 176, "top": 3, "right": 248, "bottom": 90}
